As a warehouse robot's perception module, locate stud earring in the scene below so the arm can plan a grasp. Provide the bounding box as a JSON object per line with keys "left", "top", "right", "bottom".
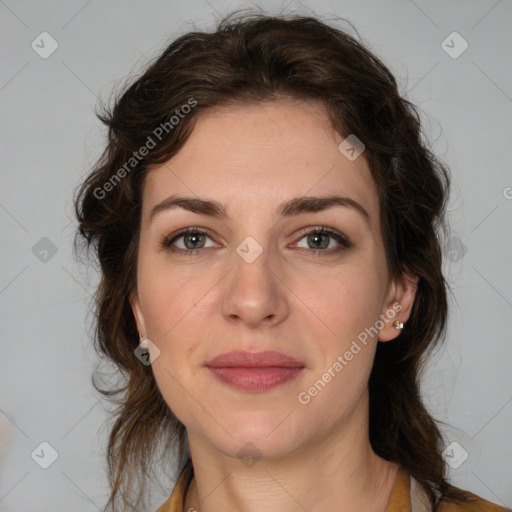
{"left": 393, "top": 320, "right": 404, "bottom": 330}
{"left": 139, "top": 333, "right": 149, "bottom": 349}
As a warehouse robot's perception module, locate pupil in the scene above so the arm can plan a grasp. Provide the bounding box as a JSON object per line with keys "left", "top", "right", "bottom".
{"left": 186, "top": 233, "right": 204, "bottom": 249}
{"left": 309, "top": 234, "right": 328, "bottom": 249}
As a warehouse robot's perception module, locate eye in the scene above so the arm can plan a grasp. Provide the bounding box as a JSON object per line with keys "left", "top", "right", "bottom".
{"left": 161, "top": 226, "right": 352, "bottom": 257}
{"left": 293, "top": 226, "right": 352, "bottom": 256}
{"left": 161, "top": 227, "right": 218, "bottom": 255}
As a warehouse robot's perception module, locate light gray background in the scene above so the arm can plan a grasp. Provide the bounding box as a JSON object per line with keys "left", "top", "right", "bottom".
{"left": 1, "top": 0, "right": 511, "bottom": 511}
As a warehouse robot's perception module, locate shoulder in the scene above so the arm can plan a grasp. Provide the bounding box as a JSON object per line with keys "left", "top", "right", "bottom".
{"left": 154, "top": 459, "right": 194, "bottom": 512}
{"left": 437, "top": 484, "right": 510, "bottom": 512}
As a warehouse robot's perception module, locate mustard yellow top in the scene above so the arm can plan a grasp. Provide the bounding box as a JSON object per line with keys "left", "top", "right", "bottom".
{"left": 155, "top": 458, "right": 509, "bottom": 512}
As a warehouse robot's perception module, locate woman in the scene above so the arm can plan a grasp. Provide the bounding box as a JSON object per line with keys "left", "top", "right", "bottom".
{"left": 74, "top": 10, "right": 509, "bottom": 512}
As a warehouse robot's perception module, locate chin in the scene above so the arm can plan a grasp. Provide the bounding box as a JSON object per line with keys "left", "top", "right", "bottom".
{"left": 212, "top": 413, "right": 305, "bottom": 462}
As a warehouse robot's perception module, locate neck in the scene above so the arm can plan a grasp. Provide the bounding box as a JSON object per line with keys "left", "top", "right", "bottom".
{"left": 183, "top": 400, "right": 400, "bottom": 512}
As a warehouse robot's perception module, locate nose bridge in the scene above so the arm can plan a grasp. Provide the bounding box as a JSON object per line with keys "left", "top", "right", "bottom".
{"left": 220, "top": 232, "right": 288, "bottom": 327}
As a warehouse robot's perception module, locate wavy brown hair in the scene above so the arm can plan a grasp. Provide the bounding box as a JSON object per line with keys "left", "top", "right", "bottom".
{"left": 74, "top": 9, "right": 472, "bottom": 512}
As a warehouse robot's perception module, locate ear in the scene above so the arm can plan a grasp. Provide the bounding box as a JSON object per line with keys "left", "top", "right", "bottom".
{"left": 378, "top": 267, "right": 419, "bottom": 342}
{"left": 129, "top": 288, "right": 147, "bottom": 339}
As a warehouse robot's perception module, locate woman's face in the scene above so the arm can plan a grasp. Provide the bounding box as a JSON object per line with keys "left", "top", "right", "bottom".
{"left": 130, "top": 100, "right": 417, "bottom": 461}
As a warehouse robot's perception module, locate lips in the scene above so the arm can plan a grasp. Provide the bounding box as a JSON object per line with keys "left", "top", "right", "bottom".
{"left": 205, "top": 350, "right": 305, "bottom": 392}
{"left": 205, "top": 350, "right": 304, "bottom": 368}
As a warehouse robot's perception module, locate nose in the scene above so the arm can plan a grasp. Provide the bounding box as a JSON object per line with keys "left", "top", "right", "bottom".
{"left": 220, "top": 243, "right": 290, "bottom": 329}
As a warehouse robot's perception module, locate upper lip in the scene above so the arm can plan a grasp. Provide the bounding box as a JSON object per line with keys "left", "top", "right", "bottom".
{"left": 205, "top": 350, "right": 304, "bottom": 368}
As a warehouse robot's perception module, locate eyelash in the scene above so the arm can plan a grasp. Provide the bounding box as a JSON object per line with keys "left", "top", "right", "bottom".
{"left": 161, "top": 226, "right": 352, "bottom": 257}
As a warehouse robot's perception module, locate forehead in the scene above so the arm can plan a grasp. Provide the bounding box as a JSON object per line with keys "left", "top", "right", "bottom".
{"left": 143, "top": 100, "right": 380, "bottom": 229}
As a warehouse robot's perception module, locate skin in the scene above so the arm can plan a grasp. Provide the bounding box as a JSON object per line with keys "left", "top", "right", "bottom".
{"left": 130, "top": 99, "right": 419, "bottom": 512}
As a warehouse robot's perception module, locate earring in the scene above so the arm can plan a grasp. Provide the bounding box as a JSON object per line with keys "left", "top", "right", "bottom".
{"left": 393, "top": 320, "right": 404, "bottom": 330}
{"left": 139, "top": 333, "right": 149, "bottom": 349}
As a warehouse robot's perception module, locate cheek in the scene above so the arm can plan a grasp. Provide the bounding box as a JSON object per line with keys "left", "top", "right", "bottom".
{"left": 293, "top": 264, "right": 384, "bottom": 349}
{"left": 137, "top": 265, "right": 210, "bottom": 424}
{"left": 136, "top": 248, "right": 214, "bottom": 340}
{"left": 295, "top": 272, "right": 380, "bottom": 412}
{"left": 136, "top": 257, "right": 220, "bottom": 408}
{"left": 300, "top": 345, "right": 376, "bottom": 421}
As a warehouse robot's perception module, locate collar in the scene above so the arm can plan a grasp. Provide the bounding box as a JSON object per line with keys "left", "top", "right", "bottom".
{"left": 155, "top": 459, "right": 432, "bottom": 512}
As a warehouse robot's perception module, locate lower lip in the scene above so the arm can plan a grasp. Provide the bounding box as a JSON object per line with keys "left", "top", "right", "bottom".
{"left": 206, "top": 366, "right": 304, "bottom": 391}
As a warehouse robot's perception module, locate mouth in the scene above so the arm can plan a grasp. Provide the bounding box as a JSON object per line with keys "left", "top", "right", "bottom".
{"left": 205, "top": 350, "right": 305, "bottom": 392}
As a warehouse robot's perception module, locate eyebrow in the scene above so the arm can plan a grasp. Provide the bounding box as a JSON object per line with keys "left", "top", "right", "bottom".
{"left": 149, "top": 194, "right": 371, "bottom": 226}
